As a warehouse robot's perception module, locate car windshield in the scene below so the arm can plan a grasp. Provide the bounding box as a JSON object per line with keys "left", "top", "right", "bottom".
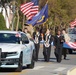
{"left": 68, "top": 28, "right": 76, "bottom": 34}
{"left": 0, "top": 33, "right": 20, "bottom": 43}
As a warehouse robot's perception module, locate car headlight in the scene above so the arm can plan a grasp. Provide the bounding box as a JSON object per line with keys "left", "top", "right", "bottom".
{"left": 7, "top": 52, "right": 18, "bottom": 56}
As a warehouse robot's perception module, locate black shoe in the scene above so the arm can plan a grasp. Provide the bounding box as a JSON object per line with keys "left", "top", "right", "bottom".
{"left": 44, "top": 59, "right": 47, "bottom": 61}
{"left": 57, "top": 59, "right": 61, "bottom": 63}
{"left": 57, "top": 61, "right": 61, "bottom": 63}
{"left": 64, "top": 57, "right": 66, "bottom": 60}
{"left": 46, "top": 60, "right": 49, "bottom": 62}
{"left": 44, "top": 59, "right": 49, "bottom": 62}
{"left": 35, "top": 59, "right": 38, "bottom": 61}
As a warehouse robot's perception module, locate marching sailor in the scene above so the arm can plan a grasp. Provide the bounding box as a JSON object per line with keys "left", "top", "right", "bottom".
{"left": 33, "top": 27, "right": 42, "bottom": 61}
{"left": 43, "top": 29, "right": 53, "bottom": 62}
{"left": 54, "top": 30, "right": 64, "bottom": 63}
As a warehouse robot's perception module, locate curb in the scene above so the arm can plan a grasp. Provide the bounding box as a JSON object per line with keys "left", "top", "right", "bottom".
{"left": 67, "top": 67, "right": 76, "bottom": 75}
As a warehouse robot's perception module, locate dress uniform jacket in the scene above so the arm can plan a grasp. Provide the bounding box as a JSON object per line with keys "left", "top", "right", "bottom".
{"left": 33, "top": 32, "right": 42, "bottom": 61}
{"left": 43, "top": 34, "right": 54, "bottom": 62}
{"left": 54, "top": 35, "right": 64, "bottom": 62}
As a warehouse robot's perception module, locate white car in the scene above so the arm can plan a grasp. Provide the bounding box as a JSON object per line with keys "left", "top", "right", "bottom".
{"left": 0, "top": 31, "right": 35, "bottom": 72}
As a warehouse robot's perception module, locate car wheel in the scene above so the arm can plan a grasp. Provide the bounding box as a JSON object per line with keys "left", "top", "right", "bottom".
{"left": 15, "top": 53, "right": 23, "bottom": 72}
{"left": 27, "top": 51, "right": 35, "bottom": 69}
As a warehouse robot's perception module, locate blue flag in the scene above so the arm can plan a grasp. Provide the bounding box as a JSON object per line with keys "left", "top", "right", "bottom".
{"left": 26, "top": 3, "right": 48, "bottom": 26}
{"left": 31, "top": 0, "right": 39, "bottom": 5}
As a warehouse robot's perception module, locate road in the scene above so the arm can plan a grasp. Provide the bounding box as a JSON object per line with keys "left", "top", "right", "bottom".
{"left": 0, "top": 44, "right": 76, "bottom": 75}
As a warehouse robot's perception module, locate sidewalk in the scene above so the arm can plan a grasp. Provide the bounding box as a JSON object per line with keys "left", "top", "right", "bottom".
{"left": 67, "top": 67, "right": 76, "bottom": 75}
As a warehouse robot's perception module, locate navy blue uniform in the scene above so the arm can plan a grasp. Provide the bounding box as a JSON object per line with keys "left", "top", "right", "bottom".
{"left": 43, "top": 34, "right": 53, "bottom": 62}
{"left": 33, "top": 32, "right": 42, "bottom": 61}
{"left": 54, "top": 35, "right": 64, "bottom": 62}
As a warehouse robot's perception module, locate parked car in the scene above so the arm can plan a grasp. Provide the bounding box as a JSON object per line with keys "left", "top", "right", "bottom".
{"left": 0, "top": 30, "right": 35, "bottom": 72}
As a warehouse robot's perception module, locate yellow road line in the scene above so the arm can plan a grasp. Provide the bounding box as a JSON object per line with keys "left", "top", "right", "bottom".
{"left": 7, "top": 69, "right": 28, "bottom": 75}
{"left": 7, "top": 72, "right": 20, "bottom": 75}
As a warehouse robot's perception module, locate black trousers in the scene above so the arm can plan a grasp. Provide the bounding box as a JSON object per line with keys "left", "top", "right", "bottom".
{"left": 54, "top": 47, "right": 62, "bottom": 63}
{"left": 62, "top": 48, "right": 67, "bottom": 59}
{"left": 35, "top": 43, "right": 40, "bottom": 61}
{"left": 43, "top": 45, "right": 51, "bottom": 62}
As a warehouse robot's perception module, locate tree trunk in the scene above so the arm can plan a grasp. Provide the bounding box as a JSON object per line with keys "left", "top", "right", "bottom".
{"left": 22, "top": 15, "right": 25, "bottom": 31}
{"left": 16, "top": 7, "right": 19, "bottom": 31}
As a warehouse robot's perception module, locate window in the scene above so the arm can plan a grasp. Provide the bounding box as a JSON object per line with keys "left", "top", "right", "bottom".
{"left": 68, "top": 29, "right": 76, "bottom": 34}
{"left": 21, "top": 33, "right": 29, "bottom": 44}
{"left": 0, "top": 33, "right": 20, "bottom": 44}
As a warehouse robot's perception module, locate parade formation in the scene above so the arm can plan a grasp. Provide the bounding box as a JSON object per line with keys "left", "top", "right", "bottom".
{"left": 0, "top": 0, "right": 76, "bottom": 74}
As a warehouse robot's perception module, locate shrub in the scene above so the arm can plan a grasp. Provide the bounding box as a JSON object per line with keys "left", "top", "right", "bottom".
{"left": 0, "top": 13, "right": 7, "bottom": 30}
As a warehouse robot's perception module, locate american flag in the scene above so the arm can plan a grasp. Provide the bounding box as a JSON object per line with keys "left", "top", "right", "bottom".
{"left": 70, "top": 19, "right": 76, "bottom": 28}
{"left": 66, "top": 42, "right": 76, "bottom": 49}
{"left": 26, "top": 3, "right": 48, "bottom": 26}
{"left": 20, "top": 1, "right": 39, "bottom": 20}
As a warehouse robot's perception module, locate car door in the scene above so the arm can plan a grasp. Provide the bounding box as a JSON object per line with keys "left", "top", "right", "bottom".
{"left": 21, "top": 33, "right": 32, "bottom": 65}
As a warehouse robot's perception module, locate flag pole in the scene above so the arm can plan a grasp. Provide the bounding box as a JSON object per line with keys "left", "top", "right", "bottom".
{"left": 46, "top": 0, "right": 48, "bottom": 4}
{"left": 42, "top": 0, "right": 48, "bottom": 29}
{"left": 26, "top": 0, "right": 48, "bottom": 29}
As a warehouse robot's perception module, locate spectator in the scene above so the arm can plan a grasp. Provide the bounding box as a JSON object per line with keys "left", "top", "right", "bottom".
{"left": 62, "top": 29, "right": 70, "bottom": 59}
{"left": 24, "top": 28, "right": 32, "bottom": 40}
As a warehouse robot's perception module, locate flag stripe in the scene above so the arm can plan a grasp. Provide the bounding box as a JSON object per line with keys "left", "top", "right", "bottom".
{"left": 70, "top": 19, "right": 76, "bottom": 28}
{"left": 23, "top": 6, "right": 38, "bottom": 15}
{"left": 24, "top": 10, "right": 31, "bottom": 15}
{"left": 32, "top": 6, "right": 39, "bottom": 8}
{"left": 26, "top": 11, "right": 38, "bottom": 20}
{"left": 20, "top": 3, "right": 34, "bottom": 11}
{"left": 20, "top": 1, "right": 39, "bottom": 20}
{"left": 26, "top": 13, "right": 38, "bottom": 18}
{"left": 26, "top": 15, "right": 34, "bottom": 20}
{"left": 22, "top": 6, "right": 32, "bottom": 13}
{"left": 30, "top": 8, "right": 39, "bottom": 11}
{"left": 24, "top": 6, "right": 38, "bottom": 15}
{"left": 26, "top": 11, "right": 38, "bottom": 17}
{"left": 66, "top": 42, "right": 76, "bottom": 49}
{"left": 20, "top": 2, "right": 33, "bottom": 8}
{"left": 70, "top": 20, "right": 76, "bottom": 24}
